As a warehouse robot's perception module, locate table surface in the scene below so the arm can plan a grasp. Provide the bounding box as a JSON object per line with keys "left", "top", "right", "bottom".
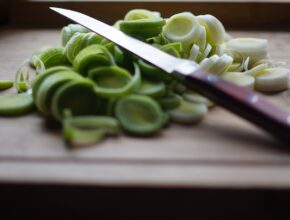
{"left": 1, "top": 27, "right": 290, "bottom": 188}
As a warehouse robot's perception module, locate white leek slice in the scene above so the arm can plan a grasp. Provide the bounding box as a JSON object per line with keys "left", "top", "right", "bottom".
{"left": 196, "top": 25, "right": 206, "bottom": 51}
{"left": 222, "top": 72, "right": 255, "bottom": 89}
{"left": 169, "top": 100, "right": 208, "bottom": 124}
{"left": 244, "top": 63, "right": 268, "bottom": 77}
{"left": 163, "top": 12, "right": 200, "bottom": 53}
{"left": 203, "top": 44, "right": 213, "bottom": 58}
{"left": 225, "top": 38, "right": 268, "bottom": 65}
{"left": 227, "top": 62, "right": 243, "bottom": 72}
{"left": 209, "top": 54, "right": 233, "bottom": 75}
{"left": 215, "top": 54, "right": 233, "bottom": 74}
{"left": 211, "top": 45, "right": 223, "bottom": 56}
{"left": 243, "top": 57, "right": 250, "bottom": 71}
{"left": 196, "top": 43, "right": 212, "bottom": 63}
{"left": 253, "top": 59, "right": 287, "bottom": 68}
{"left": 254, "top": 67, "right": 290, "bottom": 92}
{"left": 197, "top": 14, "right": 226, "bottom": 46}
{"left": 199, "top": 54, "right": 233, "bottom": 75}
{"left": 199, "top": 55, "right": 220, "bottom": 72}
{"left": 189, "top": 44, "right": 200, "bottom": 61}
{"left": 224, "top": 50, "right": 247, "bottom": 72}
{"left": 224, "top": 32, "right": 232, "bottom": 42}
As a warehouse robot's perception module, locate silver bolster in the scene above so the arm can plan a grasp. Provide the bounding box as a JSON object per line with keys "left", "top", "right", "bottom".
{"left": 173, "top": 59, "right": 199, "bottom": 76}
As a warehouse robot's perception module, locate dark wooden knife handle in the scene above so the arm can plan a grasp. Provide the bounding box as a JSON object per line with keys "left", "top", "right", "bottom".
{"left": 179, "top": 69, "right": 290, "bottom": 144}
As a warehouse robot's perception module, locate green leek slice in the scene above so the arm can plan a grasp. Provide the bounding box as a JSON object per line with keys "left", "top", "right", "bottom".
{"left": 32, "top": 66, "right": 71, "bottom": 100}
{"left": 115, "top": 94, "right": 164, "bottom": 135}
{"left": 61, "top": 24, "right": 89, "bottom": 46}
{"left": 156, "top": 93, "right": 182, "bottom": 110}
{"left": 113, "top": 45, "right": 125, "bottom": 66}
{"left": 124, "top": 9, "right": 161, "bottom": 21}
{"left": 64, "top": 32, "right": 104, "bottom": 64}
{"left": 30, "top": 46, "right": 69, "bottom": 69}
{"left": 160, "top": 42, "right": 182, "bottom": 58}
{"left": 119, "top": 18, "right": 166, "bottom": 39}
{"left": 73, "top": 44, "right": 115, "bottom": 76}
{"left": 0, "top": 93, "right": 34, "bottom": 116}
{"left": 89, "top": 63, "right": 141, "bottom": 98}
{"left": 51, "top": 80, "right": 99, "bottom": 120}
{"left": 35, "top": 71, "right": 83, "bottom": 115}
{"left": 137, "top": 79, "right": 166, "bottom": 98}
{"left": 170, "top": 81, "right": 187, "bottom": 94}
{"left": 0, "top": 80, "right": 13, "bottom": 91}
{"left": 63, "top": 114, "right": 120, "bottom": 147}
{"left": 138, "top": 59, "right": 172, "bottom": 82}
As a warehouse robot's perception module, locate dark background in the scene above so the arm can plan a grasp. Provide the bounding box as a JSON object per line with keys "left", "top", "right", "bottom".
{"left": 0, "top": 0, "right": 9, "bottom": 25}
{"left": 2, "top": 0, "right": 290, "bottom": 29}
{"left": 1, "top": 183, "right": 290, "bottom": 220}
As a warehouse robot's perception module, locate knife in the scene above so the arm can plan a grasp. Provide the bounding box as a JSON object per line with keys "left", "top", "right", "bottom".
{"left": 51, "top": 7, "right": 290, "bottom": 144}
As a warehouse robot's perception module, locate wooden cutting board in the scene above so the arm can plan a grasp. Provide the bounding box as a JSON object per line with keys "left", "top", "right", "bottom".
{"left": 1, "top": 28, "right": 290, "bottom": 188}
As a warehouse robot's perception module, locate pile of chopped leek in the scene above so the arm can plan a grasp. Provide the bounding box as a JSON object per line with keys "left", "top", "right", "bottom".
{"left": 0, "top": 9, "right": 289, "bottom": 147}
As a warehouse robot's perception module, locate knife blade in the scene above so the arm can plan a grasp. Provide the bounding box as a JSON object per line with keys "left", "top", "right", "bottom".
{"left": 51, "top": 7, "right": 290, "bottom": 144}
{"left": 51, "top": 7, "right": 189, "bottom": 74}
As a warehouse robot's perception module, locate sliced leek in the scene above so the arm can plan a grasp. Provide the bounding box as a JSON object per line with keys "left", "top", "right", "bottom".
{"left": 197, "top": 14, "right": 225, "bottom": 46}
{"left": 183, "top": 91, "right": 214, "bottom": 107}
{"left": 199, "top": 54, "right": 233, "bottom": 75}
{"left": 63, "top": 113, "right": 120, "bottom": 147}
{"left": 30, "top": 46, "right": 69, "bottom": 69}
{"left": 169, "top": 99, "right": 208, "bottom": 124}
{"left": 115, "top": 94, "right": 164, "bottom": 135}
{"left": 138, "top": 59, "right": 172, "bottom": 82}
{"left": 119, "top": 18, "right": 165, "bottom": 39}
{"left": 32, "top": 66, "right": 71, "bottom": 99}
{"left": 61, "top": 24, "right": 89, "bottom": 47}
{"left": 222, "top": 72, "right": 255, "bottom": 89}
{"left": 137, "top": 78, "right": 166, "bottom": 98}
{"left": 35, "top": 70, "right": 83, "bottom": 115}
{"left": 89, "top": 63, "right": 141, "bottom": 98}
{"left": 4, "top": 9, "right": 290, "bottom": 147}
{"left": 51, "top": 80, "right": 99, "bottom": 120}
{"left": 163, "top": 12, "right": 200, "bottom": 54}
{"left": 156, "top": 93, "right": 182, "bottom": 110}
{"left": 64, "top": 32, "right": 104, "bottom": 63}
{"left": 0, "top": 80, "right": 13, "bottom": 91}
{"left": 73, "top": 44, "right": 115, "bottom": 76}
{"left": 0, "top": 93, "right": 34, "bottom": 116}
{"left": 120, "top": 8, "right": 164, "bottom": 39}
{"left": 254, "top": 67, "right": 290, "bottom": 92}
{"left": 225, "top": 38, "right": 268, "bottom": 66}
{"left": 124, "top": 9, "right": 161, "bottom": 20}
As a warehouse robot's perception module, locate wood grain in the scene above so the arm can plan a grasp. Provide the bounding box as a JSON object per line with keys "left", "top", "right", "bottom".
{"left": 1, "top": 28, "right": 290, "bottom": 187}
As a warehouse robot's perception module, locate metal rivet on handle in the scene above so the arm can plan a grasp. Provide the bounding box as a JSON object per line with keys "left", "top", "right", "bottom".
{"left": 246, "top": 94, "right": 259, "bottom": 104}
{"left": 206, "top": 74, "right": 220, "bottom": 83}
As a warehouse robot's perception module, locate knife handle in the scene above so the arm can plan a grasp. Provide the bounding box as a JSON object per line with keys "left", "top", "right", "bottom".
{"left": 177, "top": 69, "right": 290, "bottom": 144}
